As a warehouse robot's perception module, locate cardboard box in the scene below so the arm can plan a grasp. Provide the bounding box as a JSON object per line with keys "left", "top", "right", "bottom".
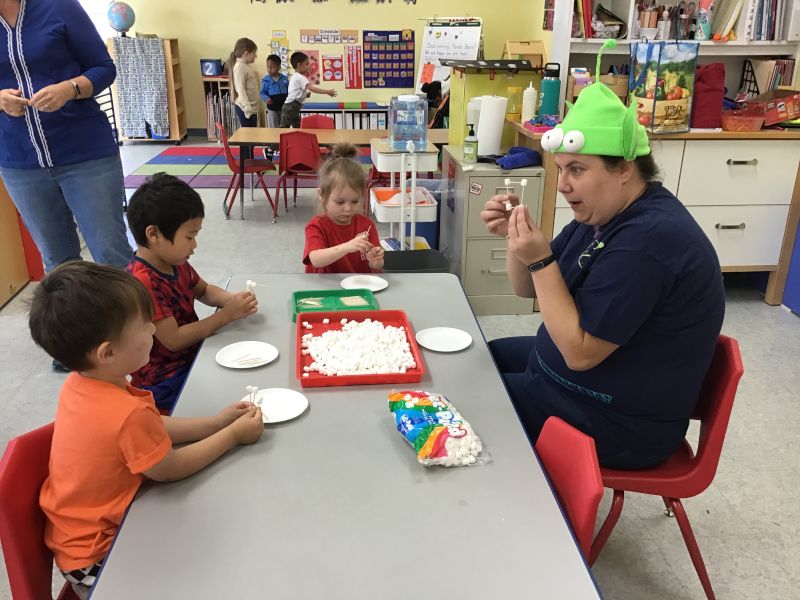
{"left": 742, "top": 89, "right": 800, "bottom": 126}
{"left": 566, "top": 74, "right": 628, "bottom": 103}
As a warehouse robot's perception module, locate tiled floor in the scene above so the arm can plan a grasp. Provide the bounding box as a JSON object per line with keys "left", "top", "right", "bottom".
{"left": 1, "top": 138, "right": 798, "bottom": 599}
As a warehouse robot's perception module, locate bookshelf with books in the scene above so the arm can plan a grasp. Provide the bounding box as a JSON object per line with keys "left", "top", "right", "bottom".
{"left": 551, "top": 0, "right": 800, "bottom": 110}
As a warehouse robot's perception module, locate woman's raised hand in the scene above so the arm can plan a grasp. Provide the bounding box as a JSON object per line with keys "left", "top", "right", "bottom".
{"left": 480, "top": 193, "right": 519, "bottom": 237}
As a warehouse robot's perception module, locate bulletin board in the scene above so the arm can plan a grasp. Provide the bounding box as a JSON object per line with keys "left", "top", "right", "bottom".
{"left": 298, "top": 49, "right": 321, "bottom": 85}
{"left": 362, "top": 29, "right": 415, "bottom": 89}
{"left": 300, "top": 29, "right": 359, "bottom": 45}
{"left": 322, "top": 54, "right": 344, "bottom": 82}
{"left": 270, "top": 30, "right": 290, "bottom": 76}
{"left": 416, "top": 18, "right": 482, "bottom": 93}
{"left": 345, "top": 45, "right": 363, "bottom": 89}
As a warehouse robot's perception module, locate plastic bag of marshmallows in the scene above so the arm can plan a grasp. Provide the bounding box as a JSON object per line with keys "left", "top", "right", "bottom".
{"left": 388, "top": 390, "right": 488, "bottom": 467}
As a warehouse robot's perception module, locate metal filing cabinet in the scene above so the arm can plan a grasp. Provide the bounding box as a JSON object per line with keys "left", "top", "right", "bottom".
{"left": 440, "top": 146, "right": 544, "bottom": 315}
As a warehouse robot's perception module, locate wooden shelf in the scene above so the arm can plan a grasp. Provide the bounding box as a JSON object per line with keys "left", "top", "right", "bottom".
{"left": 507, "top": 119, "right": 800, "bottom": 141}
{"left": 570, "top": 38, "right": 800, "bottom": 56}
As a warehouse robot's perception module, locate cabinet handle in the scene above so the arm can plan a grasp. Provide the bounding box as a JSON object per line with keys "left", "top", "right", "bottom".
{"left": 715, "top": 222, "right": 746, "bottom": 230}
{"left": 726, "top": 159, "right": 757, "bottom": 166}
{"left": 490, "top": 248, "right": 507, "bottom": 259}
{"left": 480, "top": 268, "right": 508, "bottom": 275}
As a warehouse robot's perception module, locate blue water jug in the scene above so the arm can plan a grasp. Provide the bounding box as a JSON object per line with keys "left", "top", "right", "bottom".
{"left": 389, "top": 95, "right": 428, "bottom": 151}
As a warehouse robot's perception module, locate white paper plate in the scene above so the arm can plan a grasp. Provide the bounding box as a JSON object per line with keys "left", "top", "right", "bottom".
{"left": 240, "top": 388, "right": 309, "bottom": 424}
{"left": 415, "top": 327, "right": 473, "bottom": 353}
{"left": 340, "top": 274, "right": 389, "bottom": 292}
{"left": 215, "top": 341, "right": 279, "bottom": 369}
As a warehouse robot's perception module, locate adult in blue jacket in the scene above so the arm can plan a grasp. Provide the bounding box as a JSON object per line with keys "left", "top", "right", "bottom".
{"left": 480, "top": 48, "right": 725, "bottom": 469}
{"left": 0, "top": 0, "right": 131, "bottom": 273}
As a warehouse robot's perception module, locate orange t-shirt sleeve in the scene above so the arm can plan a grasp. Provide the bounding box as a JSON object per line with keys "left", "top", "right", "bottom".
{"left": 303, "top": 219, "right": 327, "bottom": 266}
{"left": 118, "top": 406, "right": 172, "bottom": 474}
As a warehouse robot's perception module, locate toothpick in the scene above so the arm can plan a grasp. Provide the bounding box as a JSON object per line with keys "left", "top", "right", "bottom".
{"left": 503, "top": 178, "right": 528, "bottom": 210}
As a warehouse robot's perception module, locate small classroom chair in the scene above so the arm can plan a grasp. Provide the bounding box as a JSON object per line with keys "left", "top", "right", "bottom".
{"left": 300, "top": 114, "right": 335, "bottom": 129}
{"left": 0, "top": 422, "right": 80, "bottom": 600}
{"left": 216, "top": 123, "right": 277, "bottom": 221}
{"left": 535, "top": 417, "right": 603, "bottom": 559}
{"left": 274, "top": 131, "right": 322, "bottom": 220}
{"left": 301, "top": 114, "right": 335, "bottom": 157}
{"left": 590, "top": 335, "right": 744, "bottom": 600}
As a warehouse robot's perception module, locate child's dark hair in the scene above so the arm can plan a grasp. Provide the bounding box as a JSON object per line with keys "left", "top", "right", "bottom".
{"left": 318, "top": 143, "right": 365, "bottom": 203}
{"left": 267, "top": 54, "right": 282, "bottom": 68}
{"left": 290, "top": 51, "right": 309, "bottom": 70}
{"left": 127, "top": 173, "right": 205, "bottom": 247}
{"left": 421, "top": 81, "right": 442, "bottom": 104}
{"left": 228, "top": 37, "right": 257, "bottom": 101}
{"left": 29, "top": 261, "right": 154, "bottom": 372}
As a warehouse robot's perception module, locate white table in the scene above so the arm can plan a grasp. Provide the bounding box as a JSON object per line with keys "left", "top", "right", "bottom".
{"left": 90, "top": 273, "right": 601, "bottom": 599}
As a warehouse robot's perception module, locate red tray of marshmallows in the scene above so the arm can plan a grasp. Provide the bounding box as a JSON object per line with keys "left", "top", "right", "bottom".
{"left": 295, "top": 310, "right": 425, "bottom": 388}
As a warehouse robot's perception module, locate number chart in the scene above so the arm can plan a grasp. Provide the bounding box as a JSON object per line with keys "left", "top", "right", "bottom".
{"left": 362, "top": 29, "right": 415, "bottom": 88}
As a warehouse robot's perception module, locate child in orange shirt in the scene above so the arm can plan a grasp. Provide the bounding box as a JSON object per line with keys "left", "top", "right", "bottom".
{"left": 30, "top": 261, "right": 264, "bottom": 599}
{"left": 303, "top": 143, "right": 384, "bottom": 273}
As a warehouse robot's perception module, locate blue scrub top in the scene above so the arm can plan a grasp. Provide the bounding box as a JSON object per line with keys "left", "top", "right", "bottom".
{"left": 531, "top": 182, "right": 725, "bottom": 458}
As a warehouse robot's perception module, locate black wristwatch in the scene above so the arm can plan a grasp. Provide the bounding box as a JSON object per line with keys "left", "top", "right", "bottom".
{"left": 527, "top": 254, "right": 556, "bottom": 272}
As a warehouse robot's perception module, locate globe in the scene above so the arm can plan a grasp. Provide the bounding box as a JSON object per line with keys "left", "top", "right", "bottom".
{"left": 108, "top": 2, "right": 135, "bottom": 36}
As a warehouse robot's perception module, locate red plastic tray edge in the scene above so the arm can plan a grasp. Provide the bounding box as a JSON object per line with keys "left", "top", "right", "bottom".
{"left": 295, "top": 309, "right": 425, "bottom": 388}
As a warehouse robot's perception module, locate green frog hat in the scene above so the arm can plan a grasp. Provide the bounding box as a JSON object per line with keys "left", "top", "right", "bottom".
{"left": 540, "top": 39, "right": 650, "bottom": 160}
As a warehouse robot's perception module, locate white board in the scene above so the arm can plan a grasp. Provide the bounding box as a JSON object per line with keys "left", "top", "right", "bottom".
{"left": 416, "top": 18, "right": 482, "bottom": 93}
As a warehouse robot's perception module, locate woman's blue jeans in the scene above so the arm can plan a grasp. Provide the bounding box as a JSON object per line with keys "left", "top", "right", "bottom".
{"left": 0, "top": 153, "right": 132, "bottom": 272}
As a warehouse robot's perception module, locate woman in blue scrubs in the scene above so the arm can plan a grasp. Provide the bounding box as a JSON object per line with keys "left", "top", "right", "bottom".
{"left": 481, "top": 59, "right": 725, "bottom": 469}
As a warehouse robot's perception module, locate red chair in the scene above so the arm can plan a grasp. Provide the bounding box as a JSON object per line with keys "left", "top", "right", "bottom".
{"left": 274, "top": 131, "right": 322, "bottom": 220}
{"left": 216, "top": 123, "right": 277, "bottom": 221}
{"left": 301, "top": 115, "right": 334, "bottom": 157}
{"left": 300, "top": 114, "right": 335, "bottom": 129}
{"left": 590, "top": 335, "right": 744, "bottom": 600}
{"left": 0, "top": 422, "right": 79, "bottom": 600}
{"left": 535, "top": 417, "right": 603, "bottom": 559}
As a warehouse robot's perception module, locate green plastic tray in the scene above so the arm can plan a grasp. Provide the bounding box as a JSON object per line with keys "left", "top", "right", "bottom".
{"left": 290, "top": 289, "right": 379, "bottom": 322}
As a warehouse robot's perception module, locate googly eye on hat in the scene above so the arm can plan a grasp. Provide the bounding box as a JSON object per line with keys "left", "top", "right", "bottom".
{"left": 543, "top": 39, "right": 650, "bottom": 161}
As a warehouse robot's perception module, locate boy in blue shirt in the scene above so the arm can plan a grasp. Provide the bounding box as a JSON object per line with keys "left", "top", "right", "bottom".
{"left": 260, "top": 54, "right": 289, "bottom": 128}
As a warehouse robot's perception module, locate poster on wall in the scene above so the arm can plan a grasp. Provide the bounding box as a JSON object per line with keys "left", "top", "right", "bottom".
{"left": 300, "top": 29, "right": 359, "bottom": 45}
{"left": 322, "top": 54, "right": 344, "bottom": 82}
{"left": 362, "top": 29, "right": 415, "bottom": 88}
{"left": 345, "top": 45, "right": 362, "bottom": 89}
{"left": 416, "top": 19, "right": 482, "bottom": 93}
{"left": 298, "top": 49, "right": 321, "bottom": 85}
{"left": 271, "top": 30, "right": 290, "bottom": 75}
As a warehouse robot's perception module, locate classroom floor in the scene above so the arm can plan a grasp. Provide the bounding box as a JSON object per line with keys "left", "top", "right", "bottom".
{"left": 1, "top": 138, "right": 798, "bottom": 600}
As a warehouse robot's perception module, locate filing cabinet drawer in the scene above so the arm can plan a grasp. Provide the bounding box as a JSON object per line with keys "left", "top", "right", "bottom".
{"left": 687, "top": 204, "right": 790, "bottom": 266}
{"left": 467, "top": 174, "right": 543, "bottom": 237}
{"left": 679, "top": 141, "right": 800, "bottom": 206}
{"left": 464, "top": 239, "right": 518, "bottom": 296}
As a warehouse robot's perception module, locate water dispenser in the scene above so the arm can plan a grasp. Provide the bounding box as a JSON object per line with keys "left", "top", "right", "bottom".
{"left": 388, "top": 95, "right": 428, "bottom": 151}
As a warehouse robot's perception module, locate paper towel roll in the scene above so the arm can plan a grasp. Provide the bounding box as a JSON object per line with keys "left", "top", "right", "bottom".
{"left": 467, "top": 97, "right": 483, "bottom": 128}
{"left": 477, "top": 96, "right": 508, "bottom": 156}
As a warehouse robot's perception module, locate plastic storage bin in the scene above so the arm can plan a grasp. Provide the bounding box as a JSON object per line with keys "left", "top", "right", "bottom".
{"left": 369, "top": 187, "right": 438, "bottom": 223}
{"left": 388, "top": 95, "right": 428, "bottom": 151}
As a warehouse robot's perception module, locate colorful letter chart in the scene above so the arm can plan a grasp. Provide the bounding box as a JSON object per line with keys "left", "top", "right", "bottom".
{"left": 362, "top": 29, "right": 415, "bottom": 88}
